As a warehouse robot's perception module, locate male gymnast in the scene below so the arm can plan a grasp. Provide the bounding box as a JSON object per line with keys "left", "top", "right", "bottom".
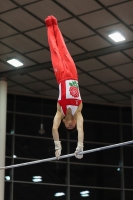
{"left": 45, "top": 15, "right": 84, "bottom": 159}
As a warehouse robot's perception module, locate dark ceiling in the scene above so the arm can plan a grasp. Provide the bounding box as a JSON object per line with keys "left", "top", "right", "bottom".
{"left": 1, "top": 0, "right": 133, "bottom": 105}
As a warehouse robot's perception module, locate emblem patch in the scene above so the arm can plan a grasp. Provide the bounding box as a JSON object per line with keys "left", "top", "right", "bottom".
{"left": 69, "top": 81, "right": 79, "bottom": 98}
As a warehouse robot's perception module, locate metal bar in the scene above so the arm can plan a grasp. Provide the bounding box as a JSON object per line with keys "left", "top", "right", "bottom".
{"left": 0, "top": 78, "right": 7, "bottom": 200}
{"left": 132, "top": 94, "right": 133, "bottom": 139}
{"left": 0, "top": 140, "right": 133, "bottom": 170}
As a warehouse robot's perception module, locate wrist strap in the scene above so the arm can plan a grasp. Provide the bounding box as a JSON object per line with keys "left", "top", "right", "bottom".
{"left": 77, "top": 142, "right": 84, "bottom": 148}
{"left": 54, "top": 141, "right": 62, "bottom": 150}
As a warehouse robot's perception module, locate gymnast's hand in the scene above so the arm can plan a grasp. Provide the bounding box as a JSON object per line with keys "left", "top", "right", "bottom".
{"left": 54, "top": 141, "right": 62, "bottom": 160}
{"left": 75, "top": 142, "right": 84, "bottom": 159}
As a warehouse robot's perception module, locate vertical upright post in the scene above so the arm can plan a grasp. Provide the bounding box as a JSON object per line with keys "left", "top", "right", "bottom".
{"left": 119, "top": 107, "right": 125, "bottom": 200}
{"left": 131, "top": 92, "right": 133, "bottom": 140}
{"left": 0, "top": 78, "right": 7, "bottom": 200}
{"left": 10, "top": 95, "right": 16, "bottom": 200}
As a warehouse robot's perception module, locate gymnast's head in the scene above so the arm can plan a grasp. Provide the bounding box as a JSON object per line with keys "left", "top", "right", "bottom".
{"left": 62, "top": 116, "right": 76, "bottom": 131}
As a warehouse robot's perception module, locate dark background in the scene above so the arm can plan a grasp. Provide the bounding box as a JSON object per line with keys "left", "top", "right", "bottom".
{"left": 5, "top": 93, "right": 133, "bottom": 200}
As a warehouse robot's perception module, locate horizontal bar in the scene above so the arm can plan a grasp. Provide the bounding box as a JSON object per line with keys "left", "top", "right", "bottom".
{"left": 0, "top": 140, "right": 133, "bottom": 170}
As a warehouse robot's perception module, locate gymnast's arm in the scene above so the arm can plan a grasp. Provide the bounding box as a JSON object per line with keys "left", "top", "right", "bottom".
{"left": 75, "top": 104, "right": 84, "bottom": 159}
{"left": 52, "top": 103, "right": 62, "bottom": 159}
{"left": 52, "top": 110, "right": 62, "bottom": 141}
{"left": 76, "top": 111, "right": 84, "bottom": 143}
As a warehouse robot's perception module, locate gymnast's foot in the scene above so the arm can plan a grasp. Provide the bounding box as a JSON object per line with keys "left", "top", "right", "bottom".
{"left": 45, "top": 16, "right": 52, "bottom": 26}
{"left": 51, "top": 15, "right": 58, "bottom": 25}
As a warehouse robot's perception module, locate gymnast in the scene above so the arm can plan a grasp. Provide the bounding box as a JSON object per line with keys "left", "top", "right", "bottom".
{"left": 45, "top": 15, "right": 84, "bottom": 159}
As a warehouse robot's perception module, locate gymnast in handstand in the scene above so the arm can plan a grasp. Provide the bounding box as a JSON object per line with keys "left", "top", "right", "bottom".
{"left": 45, "top": 15, "right": 84, "bottom": 159}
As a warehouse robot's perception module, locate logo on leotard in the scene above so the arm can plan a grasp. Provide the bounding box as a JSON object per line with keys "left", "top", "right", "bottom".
{"left": 69, "top": 81, "right": 79, "bottom": 98}
{"left": 75, "top": 100, "right": 78, "bottom": 105}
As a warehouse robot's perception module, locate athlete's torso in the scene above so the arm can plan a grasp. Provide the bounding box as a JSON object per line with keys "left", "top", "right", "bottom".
{"left": 58, "top": 80, "right": 82, "bottom": 116}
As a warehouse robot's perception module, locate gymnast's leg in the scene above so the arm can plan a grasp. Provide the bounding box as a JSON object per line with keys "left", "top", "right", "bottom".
{"left": 45, "top": 16, "right": 64, "bottom": 84}
{"left": 51, "top": 15, "right": 78, "bottom": 80}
